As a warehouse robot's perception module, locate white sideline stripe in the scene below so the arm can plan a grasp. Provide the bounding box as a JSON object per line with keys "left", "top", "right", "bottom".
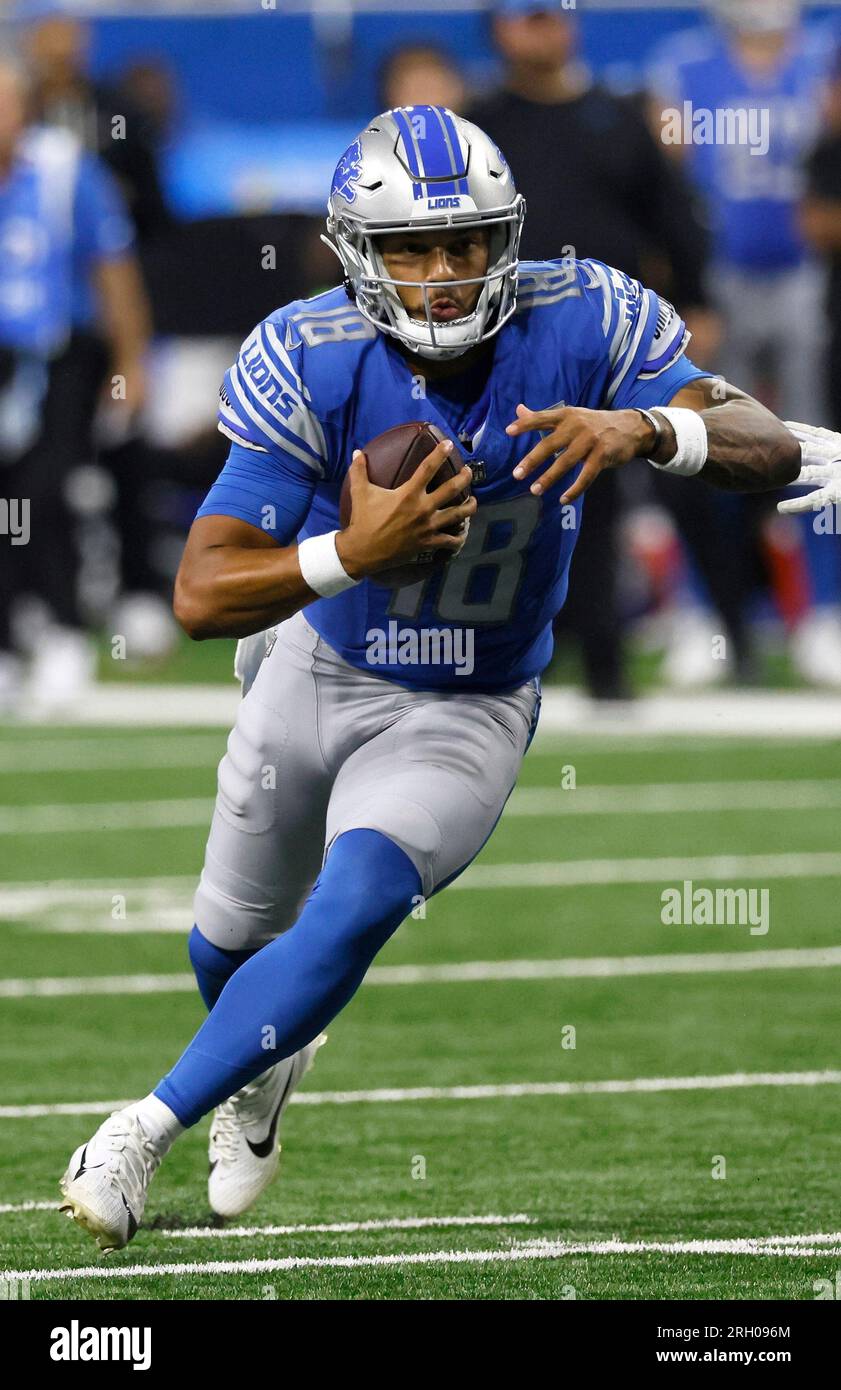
{"left": 3, "top": 851, "right": 840, "bottom": 931}
{"left": 4, "top": 780, "right": 841, "bottom": 834}
{"left": 0, "top": 735, "right": 224, "bottom": 774}
{"left": 8, "top": 1234, "right": 841, "bottom": 1283}
{"left": 162, "top": 1213, "right": 534, "bottom": 1240}
{"left": 3, "top": 1069, "right": 840, "bottom": 1119}
{"left": 508, "top": 780, "right": 841, "bottom": 816}
{"left": 5, "top": 945, "right": 841, "bottom": 998}
{"left": 8, "top": 684, "right": 841, "bottom": 736}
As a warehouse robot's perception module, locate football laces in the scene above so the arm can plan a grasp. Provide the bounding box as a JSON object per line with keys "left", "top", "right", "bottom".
{"left": 778, "top": 422, "right": 841, "bottom": 515}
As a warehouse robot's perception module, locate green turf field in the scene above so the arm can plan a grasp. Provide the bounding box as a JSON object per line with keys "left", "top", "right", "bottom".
{"left": 1, "top": 723, "right": 839, "bottom": 1300}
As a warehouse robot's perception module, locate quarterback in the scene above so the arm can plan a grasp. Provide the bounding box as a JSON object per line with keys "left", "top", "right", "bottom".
{"left": 59, "top": 106, "right": 808, "bottom": 1252}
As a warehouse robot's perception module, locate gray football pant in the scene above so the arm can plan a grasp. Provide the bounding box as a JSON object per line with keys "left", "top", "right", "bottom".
{"left": 194, "top": 610, "right": 540, "bottom": 951}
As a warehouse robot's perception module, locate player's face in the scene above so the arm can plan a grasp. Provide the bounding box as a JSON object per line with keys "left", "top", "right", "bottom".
{"left": 377, "top": 227, "right": 491, "bottom": 323}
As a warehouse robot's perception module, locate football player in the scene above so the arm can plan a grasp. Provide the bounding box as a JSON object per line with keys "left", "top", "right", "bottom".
{"left": 59, "top": 106, "right": 803, "bottom": 1252}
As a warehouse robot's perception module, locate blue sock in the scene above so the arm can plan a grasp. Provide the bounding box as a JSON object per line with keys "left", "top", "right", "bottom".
{"left": 156, "top": 830, "right": 421, "bottom": 1127}
{"left": 188, "top": 925, "right": 259, "bottom": 1011}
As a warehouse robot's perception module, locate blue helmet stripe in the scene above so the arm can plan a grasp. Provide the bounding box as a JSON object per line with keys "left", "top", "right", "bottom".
{"left": 414, "top": 105, "right": 457, "bottom": 194}
{"left": 392, "top": 107, "right": 424, "bottom": 199}
{"left": 436, "top": 107, "right": 470, "bottom": 195}
{"left": 394, "top": 105, "right": 469, "bottom": 199}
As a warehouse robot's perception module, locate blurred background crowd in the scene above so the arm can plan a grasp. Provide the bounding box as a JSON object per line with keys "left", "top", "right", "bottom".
{"left": 2, "top": 0, "right": 841, "bottom": 710}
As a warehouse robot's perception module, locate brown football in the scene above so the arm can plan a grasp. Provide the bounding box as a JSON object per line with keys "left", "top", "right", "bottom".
{"left": 339, "top": 421, "right": 469, "bottom": 588}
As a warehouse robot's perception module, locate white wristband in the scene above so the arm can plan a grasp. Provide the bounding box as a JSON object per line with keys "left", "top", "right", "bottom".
{"left": 646, "top": 407, "right": 708, "bottom": 478}
{"left": 298, "top": 530, "right": 360, "bottom": 598}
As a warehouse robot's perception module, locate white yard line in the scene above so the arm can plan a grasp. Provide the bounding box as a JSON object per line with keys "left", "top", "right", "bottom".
{"left": 0, "top": 1200, "right": 56, "bottom": 1214}
{"left": 6, "top": 1233, "right": 841, "bottom": 1283}
{"left": 507, "top": 781, "right": 841, "bottom": 816}
{"left": 0, "top": 800, "right": 213, "bottom": 835}
{"left": 161, "top": 1213, "right": 534, "bottom": 1239}
{"left": 0, "top": 1207, "right": 532, "bottom": 1234}
{"left": 4, "top": 945, "right": 841, "bottom": 998}
{"left": 3, "top": 851, "right": 839, "bottom": 932}
{"left": 4, "top": 780, "right": 841, "bottom": 835}
{"left": 0, "top": 735, "right": 224, "bottom": 774}
{"left": 457, "top": 852, "right": 841, "bottom": 889}
{"left": 3, "top": 1069, "right": 839, "bottom": 1119}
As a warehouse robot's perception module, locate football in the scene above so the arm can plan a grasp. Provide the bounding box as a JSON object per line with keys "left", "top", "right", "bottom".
{"left": 339, "top": 420, "right": 469, "bottom": 588}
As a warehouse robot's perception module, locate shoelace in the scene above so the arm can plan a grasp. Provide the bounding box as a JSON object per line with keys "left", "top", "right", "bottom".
{"left": 211, "top": 1066, "right": 284, "bottom": 1166}
{"left": 101, "top": 1116, "right": 161, "bottom": 1200}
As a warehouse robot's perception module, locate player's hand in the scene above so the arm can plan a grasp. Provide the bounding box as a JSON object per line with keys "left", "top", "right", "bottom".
{"left": 777, "top": 422, "right": 841, "bottom": 514}
{"left": 506, "top": 403, "right": 654, "bottom": 504}
{"left": 336, "top": 442, "right": 477, "bottom": 579}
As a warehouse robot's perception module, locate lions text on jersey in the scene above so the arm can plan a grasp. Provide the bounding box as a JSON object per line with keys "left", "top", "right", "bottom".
{"left": 199, "top": 257, "right": 709, "bottom": 691}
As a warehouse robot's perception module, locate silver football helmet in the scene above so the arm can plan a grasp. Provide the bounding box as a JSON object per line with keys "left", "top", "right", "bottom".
{"left": 324, "top": 105, "right": 525, "bottom": 360}
{"left": 707, "top": 0, "right": 801, "bottom": 34}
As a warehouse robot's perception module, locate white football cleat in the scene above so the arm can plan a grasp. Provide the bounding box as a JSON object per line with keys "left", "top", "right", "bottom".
{"left": 59, "top": 1109, "right": 162, "bottom": 1253}
{"left": 208, "top": 1034, "right": 326, "bottom": 1219}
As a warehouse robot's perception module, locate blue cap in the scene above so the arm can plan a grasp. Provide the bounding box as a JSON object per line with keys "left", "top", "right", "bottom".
{"left": 493, "top": 0, "right": 569, "bottom": 15}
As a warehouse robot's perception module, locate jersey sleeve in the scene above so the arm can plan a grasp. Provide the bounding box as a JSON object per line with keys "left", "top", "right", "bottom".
{"left": 580, "top": 259, "right": 710, "bottom": 411}
{"left": 199, "top": 318, "right": 330, "bottom": 542}
{"left": 73, "top": 154, "right": 136, "bottom": 262}
{"left": 217, "top": 319, "right": 328, "bottom": 478}
{"left": 196, "top": 442, "right": 315, "bottom": 544}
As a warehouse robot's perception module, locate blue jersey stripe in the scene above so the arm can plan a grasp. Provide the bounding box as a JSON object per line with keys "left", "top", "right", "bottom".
{"left": 228, "top": 365, "right": 325, "bottom": 471}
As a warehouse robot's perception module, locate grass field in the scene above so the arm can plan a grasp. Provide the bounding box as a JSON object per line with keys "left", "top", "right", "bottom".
{"left": 1, "top": 718, "right": 840, "bottom": 1300}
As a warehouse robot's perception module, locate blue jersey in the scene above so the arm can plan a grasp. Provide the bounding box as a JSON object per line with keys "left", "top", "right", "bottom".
{"left": 648, "top": 25, "right": 834, "bottom": 272}
{"left": 198, "top": 259, "right": 708, "bottom": 692}
{"left": 0, "top": 127, "right": 134, "bottom": 356}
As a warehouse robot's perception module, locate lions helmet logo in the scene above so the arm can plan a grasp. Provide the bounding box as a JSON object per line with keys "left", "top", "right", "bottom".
{"left": 331, "top": 139, "right": 364, "bottom": 204}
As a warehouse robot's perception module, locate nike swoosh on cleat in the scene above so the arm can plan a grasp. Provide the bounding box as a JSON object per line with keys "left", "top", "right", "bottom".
{"left": 73, "top": 1145, "right": 105, "bottom": 1181}
{"left": 245, "top": 1068, "right": 296, "bottom": 1159}
{"left": 121, "top": 1193, "right": 138, "bottom": 1241}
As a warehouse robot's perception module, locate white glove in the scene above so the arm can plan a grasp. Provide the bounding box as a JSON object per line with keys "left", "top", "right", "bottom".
{"left": 778, "top": 421, "right": 841, "bottom": 515}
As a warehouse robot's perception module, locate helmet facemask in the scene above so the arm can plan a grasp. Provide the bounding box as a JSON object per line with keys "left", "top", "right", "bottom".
{"left": 325, "top": 204, "right": 525, "bottom": 360}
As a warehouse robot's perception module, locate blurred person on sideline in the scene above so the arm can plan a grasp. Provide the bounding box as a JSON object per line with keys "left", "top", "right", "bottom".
{"left": 379, "top": 42, "right": 466, "bottom": 117}
{"left": 0, "top": 49, "right": 151, "bottom": 711}
{"left": 18, "top": 0, "right": 170, "bottom": 245}
{"left": 18, "top": 0, "right": 178, "bottom": 658}
{"left": 649, "top": 0, "right": 841, "bottom": 687}
{"left": 469, "top": 0, "right": 722, "bottom": 700}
